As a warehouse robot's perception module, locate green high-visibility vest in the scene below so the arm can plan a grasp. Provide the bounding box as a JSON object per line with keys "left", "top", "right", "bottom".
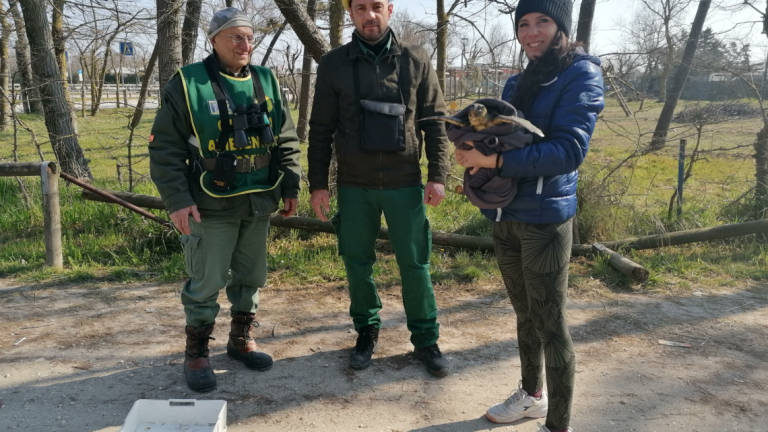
{"left": 178, "top": 62, "right": 284, "bottom": 198}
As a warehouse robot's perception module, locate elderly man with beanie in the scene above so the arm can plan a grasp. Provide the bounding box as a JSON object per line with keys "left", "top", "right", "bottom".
{"left": 308, "top": 0, "right": 452, "bottom": 377}
{"left": 149, "top": 7, "right": 301, "bottom": 393}
{"left": 455, "top": 0, "right": 604, "bottom": 431}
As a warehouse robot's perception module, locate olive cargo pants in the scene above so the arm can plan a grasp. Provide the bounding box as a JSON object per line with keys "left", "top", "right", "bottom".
{"left": 493, "top": 218, "right": 575, "bottom": 430}
{"left": 180, "top": 213, "right": 270, "bottom": 326}
{"left": 334, "top": 186, "right": 439, "bottom": 348}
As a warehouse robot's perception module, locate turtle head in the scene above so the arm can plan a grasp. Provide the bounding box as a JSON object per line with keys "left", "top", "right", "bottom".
{"left": 467, "top": 103, "right": 489, "bottom": 129}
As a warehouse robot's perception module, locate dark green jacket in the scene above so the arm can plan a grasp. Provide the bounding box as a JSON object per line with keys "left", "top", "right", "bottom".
{"left": 307, "top": 31, "right": 450, "bottom": 191}
{"left": 149, "top": 59, "right": 300, "bottom": 217}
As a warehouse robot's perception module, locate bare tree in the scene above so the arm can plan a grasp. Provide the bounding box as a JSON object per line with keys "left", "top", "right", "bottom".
{"left": 328, "top": 0, "right": 344, "bottom": 48}
{"left": 18, "top": 0, "right": 92, "bottom": 179}
{"left": 296, "top": 0, "right": 317, "bottom": 141}
{"left": 390, "top": 10, "right": 435, "bottom": 52}
{"left": 649, "top": 0, "right": 711, "bottom": 151}
{"left": 740, "top": 0, "right": 768, "bottom": 211}
{"left": 576, "top": 0, "right": 596, "bottom": 52}
{"left": 156, "top": 0, "right": 183, "bottom": 90}
{"left": 435, "top": 0, "right": 463, "bottom": 92}
{"left": 51, "top": 0, "right": 70, "bottom": 98}
{"left": 277, "top": 42, "right": 302, "bottom": 106}
{"left": 0, "top": 1, "right": 10, "bottom": 131}
{"left": 260, "top": 20, "right": 288, "bottom": 66}
{"left": 69, "top": 0, "right": 147, "bottom": 115}
{"left": 181, "top": 0, "right": 202, "bottom": 65}
{"left": 641, "top": 0, "right": 694, "bottom": 102}
{"left": 274, "top": 0, "right": 330, "bottom": 62}
{"left": 8, "top": 0, "right": 43, "bottom": 114}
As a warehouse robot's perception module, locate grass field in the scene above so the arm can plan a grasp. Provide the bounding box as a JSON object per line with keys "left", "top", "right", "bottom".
{"left": 1, "top": 97, "right": 766, "bottom": 291}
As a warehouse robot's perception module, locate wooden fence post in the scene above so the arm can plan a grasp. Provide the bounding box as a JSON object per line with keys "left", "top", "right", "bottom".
{"left": 0, "top": 161, "right": 63, "bottom": 269}
{"left": 41, "top": 162, "right": 63, "bottom": 268}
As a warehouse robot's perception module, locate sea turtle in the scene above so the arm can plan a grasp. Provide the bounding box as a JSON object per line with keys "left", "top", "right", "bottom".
{"left": 419, "top": 98, "right": 544, "bottom": 137}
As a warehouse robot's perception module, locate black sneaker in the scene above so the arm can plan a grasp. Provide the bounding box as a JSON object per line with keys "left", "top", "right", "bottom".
{"left": 415, "top": 344, "right": 449, "bottom": 377}
{"left": 349, "top": 325, "right": 379, "bottom": 370}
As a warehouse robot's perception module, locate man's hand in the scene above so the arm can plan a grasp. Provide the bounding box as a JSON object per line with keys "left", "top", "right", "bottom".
{"left": 424, "top": 182, "right": 446, "bottom": 207}
{"left": 279, "top": 198, "right": 298, "bottom": 217}
{"left": 310, "top": 189, "right": 330, "bottom": 221}
{"left": 455, "top": 141, "right": 499, "bottom": 175}
{"left": 170, "top": 205, "right": 201, "bottom": 235}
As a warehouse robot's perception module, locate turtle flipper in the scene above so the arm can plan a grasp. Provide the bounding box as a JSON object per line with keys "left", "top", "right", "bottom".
{"left": 418, "top": 116, "right": 468, "bottom": 128}
{"left": 491, "top": 115, "right": 545, "bottom": 137}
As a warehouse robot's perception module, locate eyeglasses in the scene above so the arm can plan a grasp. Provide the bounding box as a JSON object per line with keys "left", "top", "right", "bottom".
{"left": 223, "top": 34, "right": 256, "bottom": 45}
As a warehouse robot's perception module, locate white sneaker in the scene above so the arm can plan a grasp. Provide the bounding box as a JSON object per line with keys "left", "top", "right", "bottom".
{"left": 485, "top": 382, "right": 548, "bottom": 424}
{"left": 538, "top": 424, "right": 573, "bottom": 432}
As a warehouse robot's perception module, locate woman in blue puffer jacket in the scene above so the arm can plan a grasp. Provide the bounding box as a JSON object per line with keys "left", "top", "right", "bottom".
{"left": 455, "top": 0, "right": 604, "bottom": 431}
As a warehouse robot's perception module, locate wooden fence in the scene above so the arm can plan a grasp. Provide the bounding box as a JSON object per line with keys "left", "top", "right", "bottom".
{"left": 0, "top": 162, "right": 62, "bottom": 269}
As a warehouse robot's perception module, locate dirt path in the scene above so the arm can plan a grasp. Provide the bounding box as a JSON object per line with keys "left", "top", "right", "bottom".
{"left": 0, "top": 275, "right": 766, "bottom": 432}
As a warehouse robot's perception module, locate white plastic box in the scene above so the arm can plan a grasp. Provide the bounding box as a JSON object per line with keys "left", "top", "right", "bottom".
{"left": 120, "top": 399, "right": 227, "bottom": 432}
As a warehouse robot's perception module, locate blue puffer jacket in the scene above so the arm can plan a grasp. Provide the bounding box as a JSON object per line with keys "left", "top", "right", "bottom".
{"left": 480, "top": 52, "right": 604, "bottom": 224}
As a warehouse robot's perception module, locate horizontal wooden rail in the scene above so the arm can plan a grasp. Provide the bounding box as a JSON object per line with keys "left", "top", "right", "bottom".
{"left": 0, "top": 161, "right": 56, "bottom": 177}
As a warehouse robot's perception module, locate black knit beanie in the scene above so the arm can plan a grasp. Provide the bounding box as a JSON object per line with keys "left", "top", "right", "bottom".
{"left": 515, "top": 0, "right": 573, "bottom": 37}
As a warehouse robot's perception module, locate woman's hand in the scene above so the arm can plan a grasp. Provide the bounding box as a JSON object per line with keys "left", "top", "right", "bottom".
{"left": 454, "top": 142, "right": 500, "bottom": 175}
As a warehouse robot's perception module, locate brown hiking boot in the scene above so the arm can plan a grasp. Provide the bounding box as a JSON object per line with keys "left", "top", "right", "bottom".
{"left": 226, "top": 311, "right": 273, "bottom": 371}
{"left": 184, "top": 324, "right": 217, "bottom": 393}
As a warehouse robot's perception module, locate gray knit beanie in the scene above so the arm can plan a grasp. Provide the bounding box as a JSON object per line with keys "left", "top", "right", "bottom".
{"left": 207, "top": 7, "right": 253, "bottom": 39}
{"left": 514, "top": 0, "right": 573, "bottom": 37}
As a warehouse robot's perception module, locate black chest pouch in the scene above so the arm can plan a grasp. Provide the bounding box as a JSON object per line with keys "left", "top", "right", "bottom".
{"left": 359, "top": 99, "right": 406, "bottom": 152}
{"left": 354, "top": 53, "right": 410, "bottom": 153}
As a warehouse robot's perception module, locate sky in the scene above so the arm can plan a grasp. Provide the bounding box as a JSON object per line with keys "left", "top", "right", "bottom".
{"left": 397, "top": 0, "right": 767, "bottom": 58}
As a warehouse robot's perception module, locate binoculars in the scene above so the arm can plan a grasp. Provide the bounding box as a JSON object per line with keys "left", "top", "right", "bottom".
{"left": 232, "top": 103, "right": 274, "bottom": 149}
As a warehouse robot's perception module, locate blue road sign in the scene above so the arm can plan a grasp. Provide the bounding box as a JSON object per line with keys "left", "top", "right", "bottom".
{"left": 119, "top": 41, "right": 134, "bottom": 56}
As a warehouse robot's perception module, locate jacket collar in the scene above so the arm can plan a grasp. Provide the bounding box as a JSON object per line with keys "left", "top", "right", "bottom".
{"left": 348, "top": 29, "right": 402, "bottom": 61}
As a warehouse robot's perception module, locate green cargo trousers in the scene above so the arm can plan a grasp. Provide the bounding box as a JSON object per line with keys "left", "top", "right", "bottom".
{"left": 180, "top": 212, "right": 270, "bottom": 326}
{"left": 334, "top": 185, "right": 439, "bottom": 348}
{"left": 493, "top": 218, "right": 575, "bottom": 431}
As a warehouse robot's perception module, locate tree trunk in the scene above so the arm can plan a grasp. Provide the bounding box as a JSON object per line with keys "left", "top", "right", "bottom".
{"left": 19, "top": 0, "right": 92, "bottom": 180}
{"left": 649, "top": 0, "right": 711, "bottom": 151}
{"left": 181, "top": 0, "right": 202, "bottom": 65}
{"left": 328, "top": 0, "right": 344, "bottom": 48}
{"left": 130, "top": 40, "right": 160, "bottom": 129}
{"left": 51, "top": 0, "right": 69, "bottom": 97}
{"left": 755, "top": 125, "right": 768, "bottom": 215}
{"left": 274, "top": 0, "right": 330, "bottom": 62}
{"left": 8, "top": 0, "right": 42, "bottom": 114}
{"left": 0, "top": 2, "right": 10, "bottom": 131}
{"left": 156, "top": 0, "right": 183, "bottom": 92}
{"left": 260, "top": 20, "right": 287, "bottom": 66}
{"left": 435, "top": 0, "right": 447, "bottom": 92}
{"left": 659, "top": 22, "right": 673, "bottom": 102}
{"left": 576, "top": 0, "right": 596, "bottom": 52}
{"left": 90, "top": 32, "right": 121, "bottom": 116}
{"left": 297, "top": 0, "right": 317, "bottom": 141}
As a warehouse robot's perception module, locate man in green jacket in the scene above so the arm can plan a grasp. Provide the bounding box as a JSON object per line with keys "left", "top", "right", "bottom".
{"left": 308, "top": 0, "right": 451, "bottom": 377}
{"left": 149, "top": 7, "right": 301, "bottom": 393}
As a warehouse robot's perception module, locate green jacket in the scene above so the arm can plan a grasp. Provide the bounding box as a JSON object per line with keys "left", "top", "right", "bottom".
{"left": 307, "top": 30, "right": 450, "bottom": 191}
{"left": 149, "top": 57, "right": 300, "bottom": 217}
